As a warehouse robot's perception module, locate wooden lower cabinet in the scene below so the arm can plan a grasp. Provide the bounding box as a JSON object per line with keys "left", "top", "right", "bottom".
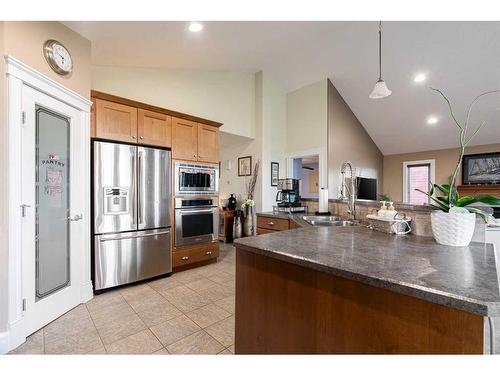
{"left": 256, "top": 215, "right": 300, "bottom": 235}
{"left": 235, "top": 249, "right": 484, "bottom": 354}
{"left": 173, "top": 242, "right": 219, "bottom": 269}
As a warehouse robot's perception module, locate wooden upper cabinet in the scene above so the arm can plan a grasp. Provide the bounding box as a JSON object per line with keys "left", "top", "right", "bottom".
{"left": 90, "top": 98, "right": 96, "bottom": 138}
{"left": 95, "top": 99, "right": 138, "bottom": 142}
{"left": 172, "top": 117, "right": 198, "bottom": 161}
{"left": 138, "top": 109, "right": 172, "bottom": 148}
{"left": 197, "top": 123, "right": 219, "bottom": 163}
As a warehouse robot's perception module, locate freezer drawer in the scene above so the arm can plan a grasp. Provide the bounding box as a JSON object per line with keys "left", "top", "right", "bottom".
{"left": 94, "top": 228, "right": 172, "bottom": 290}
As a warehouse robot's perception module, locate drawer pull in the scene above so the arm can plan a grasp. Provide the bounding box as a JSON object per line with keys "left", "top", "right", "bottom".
{"left": 181, "top": 256, "right": 189, "bottom": 260}
{"left": 205, "top": 251, "right": 212, "bottom": 256}
{"left": 268, "top": 221, "right": 275, "bottom": 226}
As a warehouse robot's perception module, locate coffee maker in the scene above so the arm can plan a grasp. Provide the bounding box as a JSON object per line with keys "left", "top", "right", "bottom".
{"left": 275, "top": 178, "right": 302, "bottom": 207}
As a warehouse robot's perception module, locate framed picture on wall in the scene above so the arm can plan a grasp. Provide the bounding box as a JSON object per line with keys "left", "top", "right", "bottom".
{"left": 462, "top": 152, "right": 500, "bottom": 184}
{"left": 271, "top": 162, "right": 279, "bottom": 186}
{"left": 238, "top": 156, "right": 252, "bottom": 176}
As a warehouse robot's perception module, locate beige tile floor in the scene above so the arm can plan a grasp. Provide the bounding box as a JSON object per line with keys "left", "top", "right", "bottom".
{"left": 9, "top": 243, "right": 236, "bottom": 355}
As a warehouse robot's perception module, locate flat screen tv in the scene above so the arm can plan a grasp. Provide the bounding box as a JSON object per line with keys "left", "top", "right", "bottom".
{"left": 356, "top": 177, "right": 377, "bottom": 200}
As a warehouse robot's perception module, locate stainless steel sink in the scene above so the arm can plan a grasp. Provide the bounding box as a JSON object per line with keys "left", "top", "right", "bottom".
{"left": 302, "top": 215, "right": 358, "bottom": 227}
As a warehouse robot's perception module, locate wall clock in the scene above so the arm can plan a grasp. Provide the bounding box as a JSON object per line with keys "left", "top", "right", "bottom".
{"left": 43, "top": 40, "right": 73, "bottom": 76}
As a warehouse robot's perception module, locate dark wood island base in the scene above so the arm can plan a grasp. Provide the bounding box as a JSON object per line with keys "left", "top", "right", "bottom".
{"left": 235, "top": 249, "right": 484, "bottom": 354}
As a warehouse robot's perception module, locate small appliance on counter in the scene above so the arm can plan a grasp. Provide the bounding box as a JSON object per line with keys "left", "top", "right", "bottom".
{"left": 274, "top": 178, "right": 306, "bottom": 213}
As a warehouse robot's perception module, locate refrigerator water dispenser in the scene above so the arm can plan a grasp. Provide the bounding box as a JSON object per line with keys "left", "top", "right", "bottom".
{"left": 103, "top": 187, "right": 128, "bottom": 215}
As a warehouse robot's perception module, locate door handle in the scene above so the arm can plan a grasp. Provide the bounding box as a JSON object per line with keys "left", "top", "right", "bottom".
{"left": 68, "top": 214, "right": 83, "bottom": 222}
{"left": 181, "top": 256, "right": 189, "bottom": 260}
{"left": 20, "top": 204, "right": 31, "bottom": 217}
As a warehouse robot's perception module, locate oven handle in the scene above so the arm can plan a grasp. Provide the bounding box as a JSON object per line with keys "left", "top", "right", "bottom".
{"left": 177, "top": 207, "right": 217, "bottom": 215}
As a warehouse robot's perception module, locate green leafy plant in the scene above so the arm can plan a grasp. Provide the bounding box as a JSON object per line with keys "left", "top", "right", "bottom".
{"left": 378, "top": 193, "right": 392, "bottom": 201}
{"left": 415, "top": 87, "right": 500, "bottom": 220}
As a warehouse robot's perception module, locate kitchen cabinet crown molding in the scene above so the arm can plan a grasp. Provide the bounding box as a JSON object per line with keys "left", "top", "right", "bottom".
{"left": 91, "top": 90, "right": 223, "bottom": 128}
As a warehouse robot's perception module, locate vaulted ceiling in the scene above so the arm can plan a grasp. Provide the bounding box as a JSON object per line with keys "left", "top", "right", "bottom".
{"left": 65, "top": 21, "right": 500, "bottom": 155}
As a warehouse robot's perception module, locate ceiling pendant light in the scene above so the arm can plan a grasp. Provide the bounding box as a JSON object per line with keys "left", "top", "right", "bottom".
{"left": 369, "top": 21, "right": 392, "bottom": 99}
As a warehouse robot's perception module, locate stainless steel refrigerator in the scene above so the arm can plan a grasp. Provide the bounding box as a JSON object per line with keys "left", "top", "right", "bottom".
{"left": 93, "top": 141, "right": 172, "bottom": 291}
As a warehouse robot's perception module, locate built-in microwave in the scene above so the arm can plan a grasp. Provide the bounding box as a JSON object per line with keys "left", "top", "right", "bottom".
{"left": 174, "top": 162, "right": 219, "bottom": 196}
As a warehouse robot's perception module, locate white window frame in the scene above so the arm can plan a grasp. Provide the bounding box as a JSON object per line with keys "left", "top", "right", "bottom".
{"left": 402, "top": 159, "right": 435, "bottom": 204}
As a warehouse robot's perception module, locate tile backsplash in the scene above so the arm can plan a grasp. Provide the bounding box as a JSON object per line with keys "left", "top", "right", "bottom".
{"left": 301, "top": 199, "right": 485, "bottom": 241}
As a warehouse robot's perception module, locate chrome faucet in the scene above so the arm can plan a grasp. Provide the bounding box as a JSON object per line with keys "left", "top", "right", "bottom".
{"left": 340, "top": 161, "right": 356, "bottom": 221}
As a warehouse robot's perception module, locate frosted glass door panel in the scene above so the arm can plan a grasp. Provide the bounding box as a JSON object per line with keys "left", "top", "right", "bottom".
{"left": 36, "top": 106, "right": 71, "bottom": 300}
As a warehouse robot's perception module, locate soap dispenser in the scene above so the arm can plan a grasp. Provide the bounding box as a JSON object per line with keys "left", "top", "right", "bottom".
{"left": 378, "top": 201, "right": 387, "bottom": 217}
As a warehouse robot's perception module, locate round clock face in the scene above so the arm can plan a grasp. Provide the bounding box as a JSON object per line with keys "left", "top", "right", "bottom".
{"left": 43, "top": 40, "right": 73, "bottom": 76}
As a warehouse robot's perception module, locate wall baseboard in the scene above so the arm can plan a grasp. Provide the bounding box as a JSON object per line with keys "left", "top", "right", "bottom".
{"left": 0, "top": 331, "right": 10, "bottom": 355}
{"left": 81, "top": 281, "right": 93, "bottom": 304}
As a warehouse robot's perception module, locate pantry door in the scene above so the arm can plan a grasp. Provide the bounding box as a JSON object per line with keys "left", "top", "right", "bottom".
{"left": 20, "top": 85, "right": 86, "bottom": 337}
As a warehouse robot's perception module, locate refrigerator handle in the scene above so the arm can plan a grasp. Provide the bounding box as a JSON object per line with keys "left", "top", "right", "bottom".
{"left": 138, "top": 151, "right": 143, "bottom": 225}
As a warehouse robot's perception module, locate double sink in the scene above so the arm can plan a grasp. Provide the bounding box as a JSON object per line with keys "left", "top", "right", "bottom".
{"left": 302, "top": 215, "right": 358, "bottom": 227}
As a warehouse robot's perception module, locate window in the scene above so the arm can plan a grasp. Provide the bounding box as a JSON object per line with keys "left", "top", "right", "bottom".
{"left": 402, "top": 160, "right": 435, "bottom": 205}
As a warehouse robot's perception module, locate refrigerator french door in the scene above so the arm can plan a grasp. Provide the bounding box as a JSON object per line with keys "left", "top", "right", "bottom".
{"left": 93, "top": 141, "right": 172, "bottom": 291}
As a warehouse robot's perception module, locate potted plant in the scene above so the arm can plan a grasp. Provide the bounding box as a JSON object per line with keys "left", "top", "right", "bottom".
{"left": 416, "top": 88, "right": 500, "bottom": 246}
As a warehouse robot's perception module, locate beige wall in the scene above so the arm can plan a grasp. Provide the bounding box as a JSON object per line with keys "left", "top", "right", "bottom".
{"left": 383, "top": 143, "right": 500, "bottom": 202}
{"left": 0, "top": 22, "right": 91, "bottom": 337}
{"left": 91, "top": 65, "right": 256, "bottom": 138}
{"left": 327, "top": 80, "right": 383, "bottom": 198}
{"left": 286, "top": 79, "right": 327, "bottom": 154}
{"left": 3, "top": 22, "right": 91, "bottom": 98}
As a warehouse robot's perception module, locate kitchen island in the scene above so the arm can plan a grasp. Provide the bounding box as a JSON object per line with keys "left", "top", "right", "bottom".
{"left": 234, "top": 224, "right": 500, "bottom": 354}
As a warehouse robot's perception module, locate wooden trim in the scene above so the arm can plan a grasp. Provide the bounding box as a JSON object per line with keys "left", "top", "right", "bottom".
{"left": 91, "top": 90, "right": 223, "bottom": 128}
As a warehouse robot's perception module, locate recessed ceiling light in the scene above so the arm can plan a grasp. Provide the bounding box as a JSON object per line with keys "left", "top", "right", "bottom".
{"left": 427, "top": 116, "right": 438, "bottom": 125}
{"left": 188, "top": 22, "right": 203, "bottom": 33}
{"left": 414, "top": 73, "right": 427, "bottom": 83}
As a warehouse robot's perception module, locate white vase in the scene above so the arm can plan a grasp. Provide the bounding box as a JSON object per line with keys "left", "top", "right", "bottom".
{"left": 430, "top": 211, "right": 476, "bottom": 246}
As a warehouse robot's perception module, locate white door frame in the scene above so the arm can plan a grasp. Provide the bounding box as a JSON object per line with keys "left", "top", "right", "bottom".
{"left": 286, "top": 147, "right": 328, "bottom": 191}
{"left": 3, "top": 56, "right": 92, "bottom": 353}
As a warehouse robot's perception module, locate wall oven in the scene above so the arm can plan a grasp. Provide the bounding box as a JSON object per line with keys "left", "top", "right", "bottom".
{"left": 174, "top": 197, "right": 219, "bottom": 248}
{"left": 174, "top": 161, "right": 219, "bottom": 196}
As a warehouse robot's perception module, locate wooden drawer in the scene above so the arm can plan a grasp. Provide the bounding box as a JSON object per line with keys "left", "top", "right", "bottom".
{"left": 173, "top": 243, "right": 219, "bottom": 268}
{"left": 256, "top": 216, "right": 290, "bottom": 231}
{"left": 257, "top": 227, "right": 279, "bottom": 235}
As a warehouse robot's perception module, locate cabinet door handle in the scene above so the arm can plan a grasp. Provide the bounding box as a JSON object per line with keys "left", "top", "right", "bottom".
{"left": 181, "top": 256, "right": 189, "bottom": 260}
{"left": 268, "top": 221, "right": 275, "bottom": 226}
{"left": 132, "top": 135, "right": 136, "bottom": 139}
{"left": 193, "top": 154, "right": 197, "bottom": 158}
{"left": 140, "top": 136, "right": 144, "bottom": 139}
{"left": 205, "top": 251, "right": 212, "bottom": 256}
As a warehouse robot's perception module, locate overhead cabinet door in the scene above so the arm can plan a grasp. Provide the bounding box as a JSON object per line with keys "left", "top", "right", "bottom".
{"left": 172, "top": 117, "right": 198, "bottom": 161}
{"left": 95, "top": 99, "right": 138, "bottom": 143}
{"left": 138, "top": 109, "right": 172, "bottom": 148}
{"left": 197, "top": 123, "right": 219, "bottom": 163}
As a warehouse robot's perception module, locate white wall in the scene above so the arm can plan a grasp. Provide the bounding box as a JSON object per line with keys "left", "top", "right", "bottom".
{"left": 218, "top": 71, "right": 287, "bottom": 212}
{"left": 91, "top": 65, "right": 256, "bottom": 138}
{"left": 259, "top": 71, "right": 287, "bottom": 211}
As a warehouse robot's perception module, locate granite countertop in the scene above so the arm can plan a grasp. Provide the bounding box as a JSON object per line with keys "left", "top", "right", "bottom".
{"left": 235, "top": 225, "right": 500, "bottom": 316}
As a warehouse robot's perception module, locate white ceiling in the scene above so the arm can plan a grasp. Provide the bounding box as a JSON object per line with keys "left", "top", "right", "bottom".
{"left": 65, "top": 21, "right": 500, "bottom": 155}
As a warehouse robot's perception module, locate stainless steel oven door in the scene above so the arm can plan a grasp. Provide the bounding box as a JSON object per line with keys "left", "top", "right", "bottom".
{"left": 175, "top": 207, "right": 219, "bottom": 247}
